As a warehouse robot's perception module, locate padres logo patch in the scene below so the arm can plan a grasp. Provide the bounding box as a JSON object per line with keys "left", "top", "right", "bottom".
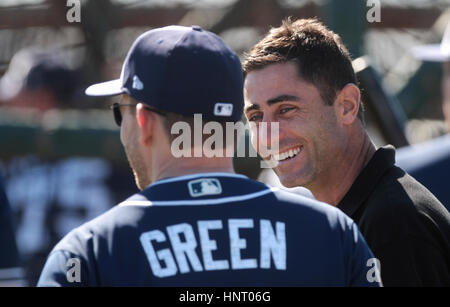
{"left": 188, "top": 178, "right": 222, "bottom": 197}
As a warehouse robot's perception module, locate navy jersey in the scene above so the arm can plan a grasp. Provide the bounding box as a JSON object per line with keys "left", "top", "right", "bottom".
{"left": 37, "top": 173, "right": 380, "bottom": 287}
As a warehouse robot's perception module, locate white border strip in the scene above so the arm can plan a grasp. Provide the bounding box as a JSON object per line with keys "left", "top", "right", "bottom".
{"left": 119, "top": 187, "right": 279, "bottom": 207}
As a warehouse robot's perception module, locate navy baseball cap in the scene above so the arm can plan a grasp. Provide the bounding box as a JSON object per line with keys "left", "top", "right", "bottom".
{"left": 85, "top": 25, "right": 244, "bottom": 121}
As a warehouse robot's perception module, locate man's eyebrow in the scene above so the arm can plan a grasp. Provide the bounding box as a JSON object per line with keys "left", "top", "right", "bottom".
{"left": 245, "top": 95, "right": 301, "bottom": 114}
{"left": 267, "top": 95, "right": 301, "bottom": 105}
{"left": 244, "top": 104, "right": 260, "bottom": 113}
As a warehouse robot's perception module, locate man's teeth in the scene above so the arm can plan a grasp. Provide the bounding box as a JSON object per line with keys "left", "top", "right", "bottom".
{"left": 273, "top": 147, "right": 301, "bottom": 161}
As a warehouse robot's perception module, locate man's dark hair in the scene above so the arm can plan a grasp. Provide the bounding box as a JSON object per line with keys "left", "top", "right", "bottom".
{"left": 243, "top": 17, "right": 364, "bottom": 123}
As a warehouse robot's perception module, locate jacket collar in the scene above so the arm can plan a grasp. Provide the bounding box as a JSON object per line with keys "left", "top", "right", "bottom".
{"left": 337, "top": 145, "right": 396, "bottom": 217}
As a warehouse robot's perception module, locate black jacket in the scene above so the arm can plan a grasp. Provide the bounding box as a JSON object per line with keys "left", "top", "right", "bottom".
{"left": 338, "top": 146, "right": 450, "bottom": 286}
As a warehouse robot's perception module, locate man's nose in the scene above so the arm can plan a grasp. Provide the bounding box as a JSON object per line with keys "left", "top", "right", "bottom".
{"left": 253, "top": 120, "right": 280, "bottom": 157}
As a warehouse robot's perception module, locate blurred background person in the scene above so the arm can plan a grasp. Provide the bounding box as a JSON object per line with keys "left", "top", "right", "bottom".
{"left": 0, "top": 48, "right": 82, "bottom": 110}
{"left": 408, "top": 16, "right": 450, "bottom": 139}
{"left": 396, "top": 18, "right": 450, "bottom": 211}
{"left": 0, "top": 173, "right": 25, "bottom": 286}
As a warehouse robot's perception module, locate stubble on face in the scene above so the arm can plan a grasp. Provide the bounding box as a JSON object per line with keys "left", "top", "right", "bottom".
{"left": 272, "top": 111, "right": 337, "bottom": 190}
{"left": 124, "top": 142, "right": 150, "bottom": 191}
{"left": 120, "top": 106, "right": 151, "bottom": 191}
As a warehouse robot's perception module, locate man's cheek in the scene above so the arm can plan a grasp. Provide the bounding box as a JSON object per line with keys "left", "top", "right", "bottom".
{"left": 249, "top": 125, "right": 261, "bottom": 155}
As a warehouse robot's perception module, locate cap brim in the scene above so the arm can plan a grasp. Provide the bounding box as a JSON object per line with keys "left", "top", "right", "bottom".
{"left": 412, "top": 44, "right": 450, "bottom": 62}
{"left": 85, "top": 79, "right": 124, "bottom": 96}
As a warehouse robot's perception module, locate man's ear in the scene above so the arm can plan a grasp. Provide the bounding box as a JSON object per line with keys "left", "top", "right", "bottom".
{"left": 334, "top": 83, "right": 360, "bottom": 126}
{"left": 136, "top": 103, "right": 154, "bottom": 145}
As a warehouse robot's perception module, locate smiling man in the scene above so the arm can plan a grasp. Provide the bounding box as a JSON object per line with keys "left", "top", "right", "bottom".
{"left": 243, "top": 18, "right": 450, "bottom": 286}
{"left": 245, "top": 61, "right": 372, "bottom": 202}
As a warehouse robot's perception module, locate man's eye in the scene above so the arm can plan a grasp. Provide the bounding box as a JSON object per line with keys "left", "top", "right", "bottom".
{"left": 248, "top": 114, "right": 263, "bottom": 121}
{"left": 280, "top": 107, "right": 295, "bottom": 114}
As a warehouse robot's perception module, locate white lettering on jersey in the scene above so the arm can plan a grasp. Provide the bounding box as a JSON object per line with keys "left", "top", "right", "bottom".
{"left": 198, "top": 220, "right": 229, "bottom": 271}
{"left": 139, "top": 230, "right": 177, "bottom": 278}
{"left": 139, "top": 219, "right": 287, "bottom": 278}
{"left": 260, "top": 220, "right": 286, "bottom": 270}
{"left": 167, "top": 223, "right": 204, "bottom": 273}
{"left": 228, "top": 219, "right": 258, "bottom": 270}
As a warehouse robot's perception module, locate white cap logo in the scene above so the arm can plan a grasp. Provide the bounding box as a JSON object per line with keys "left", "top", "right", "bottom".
{"left": 132, "top": 75, "right": 144, "bottom": 90}
{"left": 214, "top": 103, "right": 233, "bottom": 117}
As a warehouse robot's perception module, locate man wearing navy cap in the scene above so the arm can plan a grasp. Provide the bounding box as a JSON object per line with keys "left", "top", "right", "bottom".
{"left": 0, "top": 48, "right": 80, "bottom": 110}
{"left": 38, "top": 25, "right": 380, "bottom": 287}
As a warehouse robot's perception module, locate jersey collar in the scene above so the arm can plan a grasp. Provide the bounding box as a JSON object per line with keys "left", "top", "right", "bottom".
{"left": 121, "top": 172, "right": 275, "bottom": 206}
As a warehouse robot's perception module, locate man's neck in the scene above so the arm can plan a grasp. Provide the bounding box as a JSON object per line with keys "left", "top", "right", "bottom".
{"left": 151, "top": 157, "right": 235, "bottom": 183}
{"left": 310, "top": 132, "right": 376, "bottom": 206}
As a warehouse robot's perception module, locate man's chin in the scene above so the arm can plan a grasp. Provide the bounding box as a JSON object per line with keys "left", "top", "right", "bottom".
{"left": 276, "top": 170, "right": 311, "bottom": 189}
{"left": 279, "top": 178, "right": 300, "bottom": 188}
